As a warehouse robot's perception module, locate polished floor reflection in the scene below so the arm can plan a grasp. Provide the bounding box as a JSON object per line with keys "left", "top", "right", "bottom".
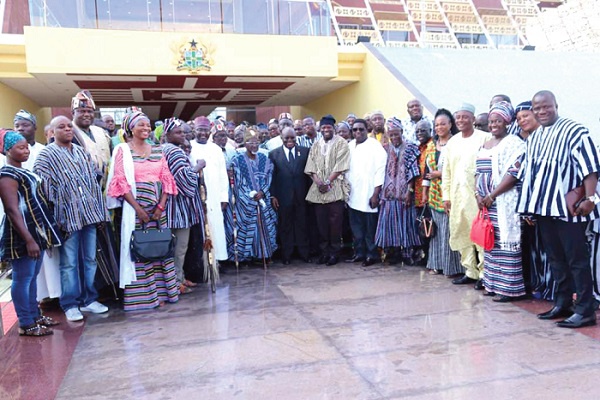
{"left": 1, "top": 262, "right": 599, "bottom": 399}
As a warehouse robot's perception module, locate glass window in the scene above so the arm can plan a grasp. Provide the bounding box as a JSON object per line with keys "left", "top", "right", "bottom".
{"left": 163, "top": 0, "right": 222, "bottom": 32}
{"left": 29, "top": 0, "right": 96, "bottom": 28}
{"left": 96, "top": 0, "right": 162, "bottom": 31}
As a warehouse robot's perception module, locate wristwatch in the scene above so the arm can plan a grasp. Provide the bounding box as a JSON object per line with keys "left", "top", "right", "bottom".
{"left": 586, "top": 194, "right": 600, "bottom": 205}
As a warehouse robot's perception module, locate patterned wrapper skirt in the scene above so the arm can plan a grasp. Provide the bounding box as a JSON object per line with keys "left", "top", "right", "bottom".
{"left": 123, "top": 181, "right": 179, "bottom": 311}
{"left": 427, "top": 210, "right": 463, "bottom": 276}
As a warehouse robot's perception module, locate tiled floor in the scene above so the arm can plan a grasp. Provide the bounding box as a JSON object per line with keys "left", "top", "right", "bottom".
{"left": 1, "top": 262, "right": 599, "bottom": 400}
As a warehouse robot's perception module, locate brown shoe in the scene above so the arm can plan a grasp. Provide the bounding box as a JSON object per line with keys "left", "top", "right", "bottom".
{"left": 19, "top": 324, "right": 53, "bottom": 337}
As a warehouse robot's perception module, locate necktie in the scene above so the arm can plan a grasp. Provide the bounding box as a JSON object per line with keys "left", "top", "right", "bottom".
{"left": 289, "top": 149, "right": 295, "bottom": 163}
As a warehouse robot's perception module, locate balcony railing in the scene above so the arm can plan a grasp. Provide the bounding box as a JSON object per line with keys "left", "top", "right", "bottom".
{"left": 28, "top": 0, "right": 332, "bottom": 36}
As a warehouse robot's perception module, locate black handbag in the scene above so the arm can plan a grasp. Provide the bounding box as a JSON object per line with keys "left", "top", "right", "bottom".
{"left": 417, "top": 206, "right": 437, "bottom": 240}
{"left": 130, "top": 221, "right": 176, "bottom": 262}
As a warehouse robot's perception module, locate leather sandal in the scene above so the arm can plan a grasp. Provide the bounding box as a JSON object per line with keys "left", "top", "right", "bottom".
{"left": 183, "top": 280, "right": 198, "bottom": 288}
{"left": 19, "top": 324, "right": 53, "bottom": 337}
{"left": 35, "top": 315, "right": 60, "bottom": 327}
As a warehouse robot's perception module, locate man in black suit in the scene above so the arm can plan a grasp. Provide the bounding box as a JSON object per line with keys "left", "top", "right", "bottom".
{"left": 270, "top": 127, "right": 311, "bottom": 265}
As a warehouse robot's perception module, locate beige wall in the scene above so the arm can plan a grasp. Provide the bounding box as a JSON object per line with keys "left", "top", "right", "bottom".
{"left": 24, "top": 27, "right": 338, "bottom": 78}
{"left": 299, "top": 48, "right": 418, "bottom": 123}
{"left": 0, "top": 81, "right": 50, "bottom": 142}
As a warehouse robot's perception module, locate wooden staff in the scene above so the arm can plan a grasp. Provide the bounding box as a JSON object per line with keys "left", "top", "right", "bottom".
{"left": 228, "top": 165, "right": 239, "bottom": 272}
{"left": 199, "top": 170, "right": 219, "bottom": 290}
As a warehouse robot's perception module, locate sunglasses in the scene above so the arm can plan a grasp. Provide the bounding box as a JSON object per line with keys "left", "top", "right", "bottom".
{"left": 352, "top": 127, "right": 365, "bottom": 132}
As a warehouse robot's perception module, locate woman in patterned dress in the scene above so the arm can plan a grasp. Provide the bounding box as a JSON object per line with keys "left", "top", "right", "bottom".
{"left": 107, "top": 112, "right": 179, "bottom": 311}
{"left": 475, "top": 102, "right": 526, "bottom": 302}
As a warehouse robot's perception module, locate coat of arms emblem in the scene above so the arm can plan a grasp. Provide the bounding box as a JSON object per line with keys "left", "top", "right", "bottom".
{"left": 177, "top": 39, "right": 213, "bottom": 73}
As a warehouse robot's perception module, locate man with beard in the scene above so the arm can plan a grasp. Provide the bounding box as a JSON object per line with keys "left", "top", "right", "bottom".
{"left": 190, "top": 116, "right": 229, "bottom": 262}
{"left": 370, "top": 110, "right": 387, "bottom": 144}
{"left": 13, "top": 110, "right": 45, "bottom": 171}
{"left": 442, "top": 103, "right": 489, "bottom": 290}
{"left": 474, "top": 113, "right": 489, "bottom": 132}
{"left": 70, "top": 91, "right": 111, "bottom": 183}
{"left": 305, "top": 115, "right": 350, "bottom": 266}
{"left": 402, "top": 99, "right": 431, "bottom": 145}
{"left": 270, "top": 127, "right": 311, "bottom": 265}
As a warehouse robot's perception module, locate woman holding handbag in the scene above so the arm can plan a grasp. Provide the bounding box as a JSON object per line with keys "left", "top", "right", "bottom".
{"left": 475, "top": 102, "right": 526, "bottom": 302}
{"left": 106, "top": 111, "right": 179, "bottom": 311}
{"left": 422, "top": 109, "right": 462, "bottom": 276}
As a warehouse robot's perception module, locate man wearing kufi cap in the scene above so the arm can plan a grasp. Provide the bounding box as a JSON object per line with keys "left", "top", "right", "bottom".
{"left": 369, "top": 110, "right": 387, "bottom": 144}
{"left": 442, "top": 102, "right": 490, "bottom": 288}
{"left": 305, "top": 115, "right": 350, "bottom": 266}
{"left": 13, "top": 109, "right": 45, "bottom": 171}
{"left": 71, "top": 90, "right": 111, "bottom": 182}
{"left": 190, "top": 115, "right": 229, "bottom": 261}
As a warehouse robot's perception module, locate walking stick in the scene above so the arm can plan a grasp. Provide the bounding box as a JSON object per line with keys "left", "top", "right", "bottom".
{"left": 255, "top": 202, "right": 268, "bottom": 270}
{"left": 199, "top": 170, "right": 219, "bottom": 292}
{"left": 228, "top": 165, "right": 239, "bottom": 272}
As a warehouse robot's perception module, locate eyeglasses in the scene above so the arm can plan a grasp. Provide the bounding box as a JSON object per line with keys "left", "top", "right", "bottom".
{"left": 415, "top": 128, "right": 430, "bottom": 133}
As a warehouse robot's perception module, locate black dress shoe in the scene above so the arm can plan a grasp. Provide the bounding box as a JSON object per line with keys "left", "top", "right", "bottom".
{"left": 474, "top": 280, "right": 484, "bottom": 290}
{"left": 362, "top": 257, "right": 377, "bottom": 267}
{"left": 537, "top": 306, "right": 573, "bottom": 320}
{"left": 556, "top": 313, "right": 597, "bottom": 328}
{"left": 317, "top": 255, "right": 329, "bottom": 265}
{"left": 345, "top": 255, "right": 365, "bottom": 263}
{"left": 493, "top": 295, "right": 514, "bottom": 303}
{"left": 452, "top": 275, "right": 477, "bottom": 285}
{"left": 301, "top": 257, "right": 313, "bottom": 264}
{"left": 326, "top": 256, "right": 339, "bottom": 266}
{"left": 482, "top": 290, "right": 496, "bottom": 297}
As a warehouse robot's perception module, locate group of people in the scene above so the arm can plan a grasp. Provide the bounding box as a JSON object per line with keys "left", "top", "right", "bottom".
{"left": 1, "top": 89, "right": 599, "bottom": 338}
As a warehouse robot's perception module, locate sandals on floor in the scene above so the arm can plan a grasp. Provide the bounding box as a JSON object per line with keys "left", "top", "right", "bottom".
{"left": 35, "top": 315, "right": 60, "bottom": 327}
{"left": 19, "top": 324, "right": 53, "bottom": 337}
{"left": 183, "top": 280, "right": 198, "bottom": 288}
{"left": 179, "top": 284, "right": 194, "bottom": 294}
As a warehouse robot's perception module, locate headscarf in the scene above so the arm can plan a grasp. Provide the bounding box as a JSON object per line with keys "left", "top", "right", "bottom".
{"left": 194, "top": 116, "right": 211, "bottom": 128}
{"left": 515, "top": 101, "right": 532, "bottom": 115}
{"left": 71, "top": 90, "right": 96, "bottom": 111}
{"left": 164, "top": 117, "right": 183, "bottom": 133}
{"left": 0, "top": 129, "right": 26, "bottom": 155}
{"left": 122, "top": 111, "right": 150, "bottom": 137}
{"left": 14, "top": 109, "right": 37, "bottom": 126}
{"left": 488, "top": 101, "right": 515, "bottom": 124}
{"left": 337, "top": 121, "right": 350, "bottom": 131}
{"left": 386, "top": 117, "right": 403, "bottom": 131}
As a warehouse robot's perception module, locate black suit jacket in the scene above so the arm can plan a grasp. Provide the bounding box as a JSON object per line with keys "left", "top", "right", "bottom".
{"left": 269, "top": 145, "right": 311, "bottom": 207}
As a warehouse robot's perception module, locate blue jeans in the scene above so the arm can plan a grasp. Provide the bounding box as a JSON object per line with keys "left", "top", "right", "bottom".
{"left": 11, "top": 255, "right": 43, "bottom": 327}
{"left": 59, "top": 224, "right": 99, "bottom": 311}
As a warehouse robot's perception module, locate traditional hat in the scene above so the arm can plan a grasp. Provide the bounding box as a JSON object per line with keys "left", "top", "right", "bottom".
{"left": 194, "top": 116, "right": 211, "bottom": 128}
{"left": 164, "top": 117, "right": 183, "bottom": 133}
{"left": 278, "top": 112, "right": 293, "bottom": 122}
{"left": 515, "top": 101, "right": 533, "bottom": 114}
{"left": 243, "top": 129, "right": 260, "bottom": 143}
{"left": 71, "top": 90, "right": 96, "bottom": 111}
{"left": 386, "top": 117, "right": 403, "bottom": 130}
{"left": 13, "top": 109, "right": 37, "bottom": 126}
{"left": 211, "top": 121, "right": 227, "bottom": 134}
{"left": 320, "top": 114, "right": 336, "bottom": 127}
{"left": 457, "top": 102, "right": 476, "bottom": 115}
